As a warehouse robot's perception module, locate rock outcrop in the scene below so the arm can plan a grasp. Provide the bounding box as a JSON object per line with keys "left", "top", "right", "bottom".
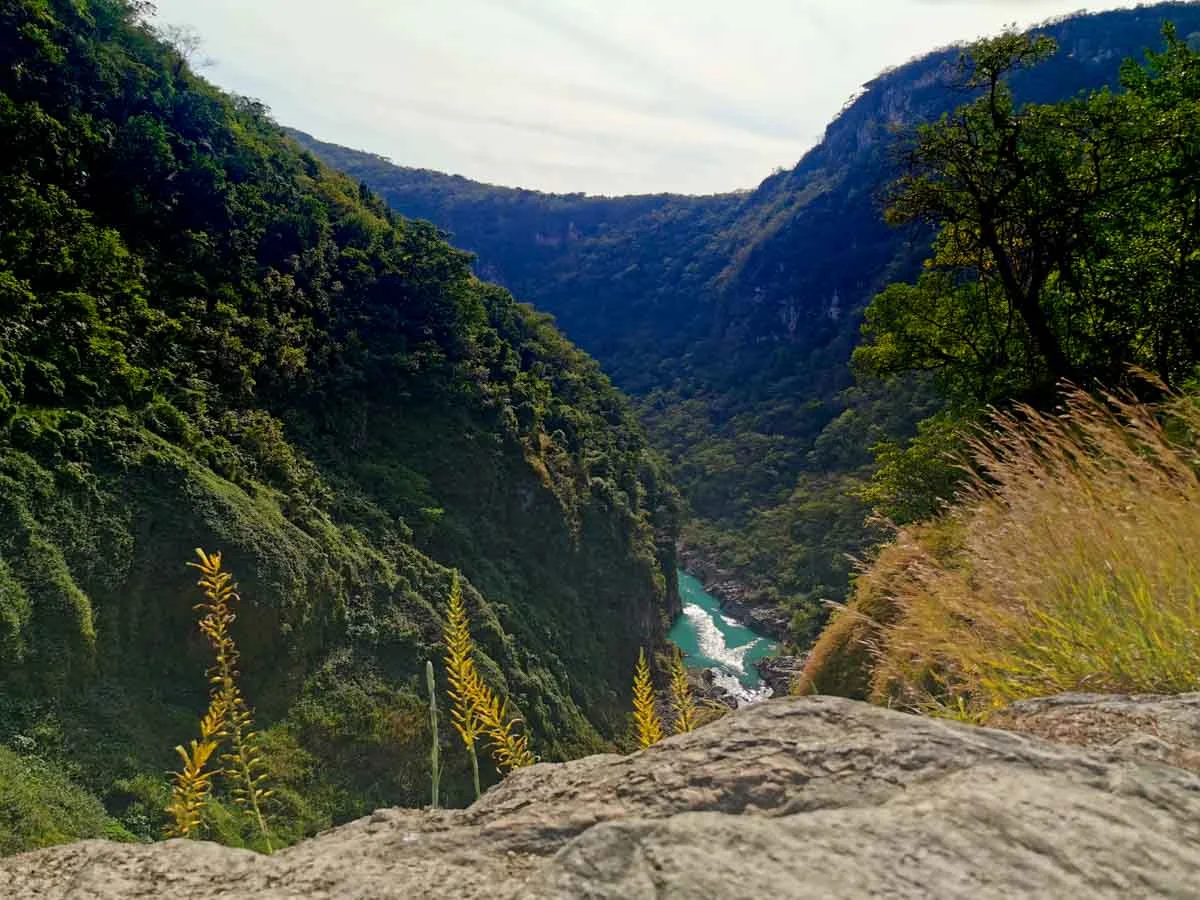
{"left": 990, "top": 691, "right": 1200, "bottom": 773}
{"left": 7, "top": 695, "right": 1200, "bottom": 898}
{"left": 755, "top": 654, "right": 806, "bottom": 695}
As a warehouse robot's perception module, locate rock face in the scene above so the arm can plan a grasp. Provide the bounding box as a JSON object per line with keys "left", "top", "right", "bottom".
{"left": 8, "top": 695, "right": 1200, "bottom": 898}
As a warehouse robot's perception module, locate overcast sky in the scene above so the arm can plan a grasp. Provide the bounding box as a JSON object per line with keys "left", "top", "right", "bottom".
{"left": 150, "top": 0, "right": 1147, "bottom": 196}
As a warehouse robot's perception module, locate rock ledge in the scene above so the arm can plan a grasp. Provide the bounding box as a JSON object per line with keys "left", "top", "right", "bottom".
{"left": 7, "top": 695, "right": 1200, "bottom": 898}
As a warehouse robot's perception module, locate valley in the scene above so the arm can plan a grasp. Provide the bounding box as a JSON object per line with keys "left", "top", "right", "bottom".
{"left": 292, "top": 1, "right": 1200, "bottom": 645}
{"left": 7, "top": 0, "right": 1200, "bottom": 884}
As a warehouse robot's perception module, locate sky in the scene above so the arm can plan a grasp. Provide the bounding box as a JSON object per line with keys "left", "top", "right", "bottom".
{"left": 150, "top": 0, "right": 1147, "bottom": 196}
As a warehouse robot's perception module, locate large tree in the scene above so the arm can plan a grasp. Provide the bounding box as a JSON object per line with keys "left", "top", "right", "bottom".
{"left": 856, "top": 27, "right": 1200, "bottom": 403}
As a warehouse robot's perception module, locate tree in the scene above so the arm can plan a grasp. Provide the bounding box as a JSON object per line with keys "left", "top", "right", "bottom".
{"left": 1104, "top": 26, "right": 1200, "bottom": 383}
{"left": 874, "top": 34, "right": 1077, "bottom": 392}
{"left": 857, "top": 28, "right": 1200, "bottom": 402}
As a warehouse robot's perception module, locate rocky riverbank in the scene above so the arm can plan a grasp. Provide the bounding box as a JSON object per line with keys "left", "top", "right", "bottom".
{"left": 10, "top": 693, "right": 1200, "bottom": 898}
{"left": 676, "top": 541, "right": 791, "bottom": 642}
{"left": 694, "top": 667, "right": 747, "bottom": 709}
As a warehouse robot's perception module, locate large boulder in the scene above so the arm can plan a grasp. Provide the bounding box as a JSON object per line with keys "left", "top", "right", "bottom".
{"left": 6, "top": 695, "right": 1200, "bottom": 898}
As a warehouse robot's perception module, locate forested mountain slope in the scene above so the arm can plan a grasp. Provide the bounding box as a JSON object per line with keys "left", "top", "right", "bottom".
{"left": 293, "top": 2, "right": 1200, "bottom": 640}
{"left": 0, "top": 0, "right": 678, "bottom": 848}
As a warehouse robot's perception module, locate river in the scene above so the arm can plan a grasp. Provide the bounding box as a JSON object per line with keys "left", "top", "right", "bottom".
{"left": 667, "top": 569, "right": 779, "bottom": 706}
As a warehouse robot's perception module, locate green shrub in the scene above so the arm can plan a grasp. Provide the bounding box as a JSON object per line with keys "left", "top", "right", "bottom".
{"left": 0, "top": 746, "right": 135, "bottom": 855}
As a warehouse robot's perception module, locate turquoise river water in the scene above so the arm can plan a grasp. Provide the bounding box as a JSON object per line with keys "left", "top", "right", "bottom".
{"left": 667, "top": 570, "right": 779, "bottom": 705}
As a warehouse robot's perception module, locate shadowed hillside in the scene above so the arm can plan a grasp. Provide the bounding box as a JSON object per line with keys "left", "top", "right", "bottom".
{"left": 0, "top": 0, "right": 678, "bottom": 850}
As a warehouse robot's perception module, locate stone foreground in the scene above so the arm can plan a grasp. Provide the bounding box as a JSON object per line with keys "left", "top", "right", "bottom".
{"left": 7, "top": 694, "right": 1200, "bottom": 899}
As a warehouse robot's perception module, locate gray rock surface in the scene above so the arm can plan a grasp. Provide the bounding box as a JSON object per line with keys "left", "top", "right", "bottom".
{"left": 990, "top": 691, "right": 1200, "bottom": 772}
{"left": 7, "top": 695, "right": 1200, "bottom": 898}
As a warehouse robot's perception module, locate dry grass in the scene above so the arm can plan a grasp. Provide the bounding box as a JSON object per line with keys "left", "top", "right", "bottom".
{"left": 794, "top": 519, "right": 962, "bottom": 700}
{"left": 632, "top": 648, "right": 664, "bottom": 748}
{"left": 801, "top": 385, "right": 1200, "bottom": 716}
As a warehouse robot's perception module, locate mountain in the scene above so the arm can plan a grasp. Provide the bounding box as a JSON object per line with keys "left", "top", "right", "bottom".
{"left": 0, "top": 0, "right": 679, "bottom": 848}
{"left": 292, "top": 2, "right": 1200, "bottom": 641}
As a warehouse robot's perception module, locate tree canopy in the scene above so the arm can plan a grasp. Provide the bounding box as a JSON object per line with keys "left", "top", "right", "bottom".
{"left": 857, "top": 27, "right": 1200, "bottom": 404}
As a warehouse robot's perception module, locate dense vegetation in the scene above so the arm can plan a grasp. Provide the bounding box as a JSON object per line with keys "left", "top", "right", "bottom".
{"left": 800, "top": 23, "right": 1200, "bottom": 707}
{"left": 295, "top": 3, "right": 1200, "bottom": 642}
{"left": 0, "top": 0, "right": 679, "bottom": 852}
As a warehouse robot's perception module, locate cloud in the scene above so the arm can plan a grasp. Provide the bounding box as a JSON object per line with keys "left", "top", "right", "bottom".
{"left": 151, "top": 0, "right": 1146, "bottom": 195}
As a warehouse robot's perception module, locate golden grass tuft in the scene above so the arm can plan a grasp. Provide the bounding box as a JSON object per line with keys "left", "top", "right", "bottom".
{"left": 164, "top": 705, "right": 224, "bottom": 839}
{"left": 441, "top": 572, "right": 534, "bottom": 781}
{"left": 167, "top": 549, "right": 272, "bottom": 850}
{"left": 443, "top": 573, "right": 484, "bottom": 798}
{"left": 669, "top": 648, "right": 696, "bottom": 735}
{"left": 472, "top": 687, "right": 536, "bottom": 772}
{"left": 794, "top": 519, "right": 962, "bottom": 700}
{"left": 632, "top": 648, "right": 664, "bottom": 748}
{"left": 807, "top": 385, "right": 1200, "bottom": 716}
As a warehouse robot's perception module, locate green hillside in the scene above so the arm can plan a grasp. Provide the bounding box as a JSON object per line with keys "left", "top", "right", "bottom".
{"left": 0, "top": 0, "right": 678, "bottom": 850}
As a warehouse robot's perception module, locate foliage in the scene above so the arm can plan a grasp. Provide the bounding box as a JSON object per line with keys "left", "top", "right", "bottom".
{"left": 631, "top": 649, "right": 663, "bottom": 749}
{"left": 804, "top": 388, "right": 1200, "bottom": 715}
{"left": 164, "top": 707, "right": 224, "bottom": 840}
{"left": 855, "top": 413, "right": 972, "bottom": 526}
{"left": 442, "top": 573, "right": 482, "bottom": 800}
{"left": 794, "top": 519, "right": 962, "bottom": 699}
{"left": 857, "top": 27, "right": 1200, "bottom": 402}
{"left": 441, "top": 573, "right": 534, "bottom": 777}
{"left": 192, "top": 550, "right": 272, "bottom": 850}
{"left": 0, "top": 0, "right": 675, "bottom": 853}
{"left": 851, "top": 16, "right": 1200, "bottom": 599}
{"left": 852, "top": 22, "right": 1200, "bottom": 521}
{"left": 473, "top": 687, "right": 536, "bottom": 773}
{"left": 668, "top": 650, "right": 696, "bottom": 735}
{"left": 292, "top": 4, "right": 1200, "bottom": 639}
{"left": 0, "top": 745, "right": 134, "bottom": 855}
{"left": 806, "top": 24, "right": 1200, "bottom": 709}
